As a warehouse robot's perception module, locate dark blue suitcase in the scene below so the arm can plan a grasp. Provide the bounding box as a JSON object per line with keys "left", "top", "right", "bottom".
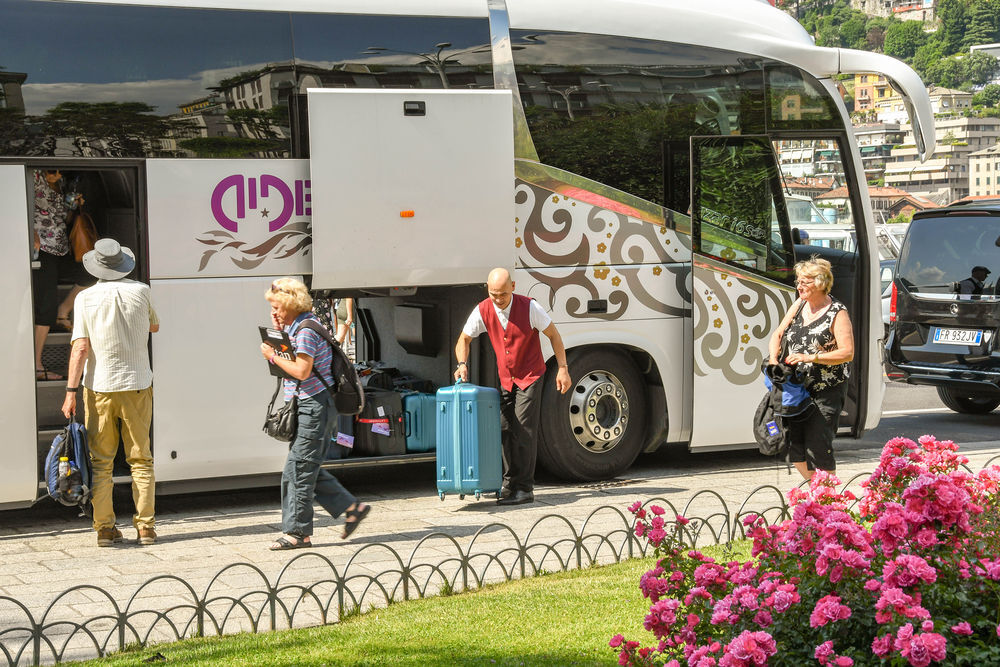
{"left": 435, "top": 382, "right": 502, "bottom": 500}
{"left": 403, "top": 392, "right": 437, "bottom": 453}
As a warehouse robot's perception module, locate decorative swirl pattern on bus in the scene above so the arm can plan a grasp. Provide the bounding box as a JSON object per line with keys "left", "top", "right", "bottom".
{"left": 514, "top": 179, "right": 692, "bottom": 321}
{"left": 692, "top": 263, "right": 795, "bottom": 385}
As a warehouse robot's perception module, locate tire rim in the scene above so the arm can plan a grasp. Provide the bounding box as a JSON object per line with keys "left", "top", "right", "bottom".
{"left": 567, "top": 369, "right": 629, "bottom": 453}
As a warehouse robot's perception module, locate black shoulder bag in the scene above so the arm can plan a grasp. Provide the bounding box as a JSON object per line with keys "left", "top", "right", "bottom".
{"left": 263, "top": 378, "right": 300, "bottom": 442}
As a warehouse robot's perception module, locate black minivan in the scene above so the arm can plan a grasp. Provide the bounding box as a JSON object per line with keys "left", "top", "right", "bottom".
{"left": 885, "top": 206, "right": 1000, "bottom": 414}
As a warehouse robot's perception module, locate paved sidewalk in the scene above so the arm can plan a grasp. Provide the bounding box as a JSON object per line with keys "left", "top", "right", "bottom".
{"left": 1, "top": 438, "right": 997, "bottom": 664}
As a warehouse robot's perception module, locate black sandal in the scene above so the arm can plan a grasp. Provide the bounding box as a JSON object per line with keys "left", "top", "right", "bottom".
{"left": 269, "top": 535, "right": 311, "bottom": 551}
{"left": 341, "top": 504, "right": 370, "bottom": 539}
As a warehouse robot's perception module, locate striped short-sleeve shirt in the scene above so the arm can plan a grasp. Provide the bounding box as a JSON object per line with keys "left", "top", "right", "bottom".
{"left": 71, "top": 279, "right": 159, "bottom": 392}
{"left": 284, "top": 313, "right": 334, "bottom": 400}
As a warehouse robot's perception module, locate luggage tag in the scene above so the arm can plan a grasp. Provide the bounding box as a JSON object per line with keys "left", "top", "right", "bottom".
{"left": 336, "top": 432, "right": 355, "bottom": 448}
{"left": 766, "top": 420, "right": 779, "bottom": 437}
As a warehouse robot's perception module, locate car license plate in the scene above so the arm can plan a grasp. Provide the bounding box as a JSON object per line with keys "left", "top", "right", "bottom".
{"left": 933, "top": 327, "right": 983, "bottom": 345}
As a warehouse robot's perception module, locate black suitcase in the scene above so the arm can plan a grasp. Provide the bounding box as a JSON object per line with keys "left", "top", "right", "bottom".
{"left": 353, "top": 390, "right": 406, "bottom": 456}
{"left": 357, "top": 363, "right": 400, "bottom": 390}
{"left": 393, "top": 375, "right": 435, "bottom": 393}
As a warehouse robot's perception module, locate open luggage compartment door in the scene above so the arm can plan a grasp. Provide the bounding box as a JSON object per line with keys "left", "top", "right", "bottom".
{"left": 0, "top": 165, "right": 40, "bottom": 506}
{"left": 307, "top": 89, "right": 514, "bottom": 289}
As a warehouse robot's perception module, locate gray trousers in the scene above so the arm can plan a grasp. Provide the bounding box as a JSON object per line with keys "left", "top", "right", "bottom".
{"left": 281, "top": 391, "right": 356, "bottom": 537}
{"left": 499, "top": 379, "right": 543, "bottom": 493}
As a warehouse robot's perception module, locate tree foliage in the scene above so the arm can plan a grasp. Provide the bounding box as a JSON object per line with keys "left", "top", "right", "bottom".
{"left": 973, "top": 82, "right": 1000, "bottom": 105}
{"left": 883, "top": 20, "right": 927, "bottom": 60}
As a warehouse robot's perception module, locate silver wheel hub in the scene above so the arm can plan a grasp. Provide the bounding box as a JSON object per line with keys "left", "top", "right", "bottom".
{"left": 567, "top": 370, "right": 629, "bottom": 453}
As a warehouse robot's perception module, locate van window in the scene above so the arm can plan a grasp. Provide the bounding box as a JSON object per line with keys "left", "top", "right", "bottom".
{"left": 897, "top": 216, "right": 1000, "bottom": 295}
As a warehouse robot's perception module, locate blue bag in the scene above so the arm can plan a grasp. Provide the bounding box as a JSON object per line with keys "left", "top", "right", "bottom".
{"left": 44, "top": 418, "right": 93, "bottom": 512}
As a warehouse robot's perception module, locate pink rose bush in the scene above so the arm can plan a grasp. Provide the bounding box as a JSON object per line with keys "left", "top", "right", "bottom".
{"left": 610, "top": 436, "right": 1000, "bottom": 665}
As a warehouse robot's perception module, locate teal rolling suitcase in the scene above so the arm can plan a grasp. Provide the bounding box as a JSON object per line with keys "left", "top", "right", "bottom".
{"left": 435, "top": 382, "right": 502, "bottom": 500}
{"left": 403, "top": 392, "right": 437, "bottom": 453}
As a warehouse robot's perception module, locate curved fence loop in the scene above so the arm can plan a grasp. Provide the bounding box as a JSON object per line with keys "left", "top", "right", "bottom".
{"left": 6, "top": 458, "right": 999, "bottom": 666}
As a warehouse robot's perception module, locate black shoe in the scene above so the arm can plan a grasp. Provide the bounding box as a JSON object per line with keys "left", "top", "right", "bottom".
{"left": 499, "top": 488, "right": 514, "bottom": 501}
{"left": 497, "top": 490, "right": 534, "bottom": 506}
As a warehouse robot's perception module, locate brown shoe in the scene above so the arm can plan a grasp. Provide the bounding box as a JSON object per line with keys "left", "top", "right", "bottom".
{"left": 97, "top": 527, "right": 123, "bottom": 547}
{"left": 137, "top": 527, "right": 157, "bottom": 545}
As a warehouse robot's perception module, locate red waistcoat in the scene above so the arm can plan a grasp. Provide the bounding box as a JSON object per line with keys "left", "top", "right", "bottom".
{"left": 479, "top": 294, "right": 547, "bottom": 392}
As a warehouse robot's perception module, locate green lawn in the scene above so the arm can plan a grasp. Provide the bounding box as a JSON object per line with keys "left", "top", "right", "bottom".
{"left": 71, "top": 542, "right": 749, "bottom": 666}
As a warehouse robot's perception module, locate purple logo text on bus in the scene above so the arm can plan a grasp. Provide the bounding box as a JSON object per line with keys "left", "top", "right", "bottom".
{"left": 211, "top": 174, "right": 311, "bottom": 233}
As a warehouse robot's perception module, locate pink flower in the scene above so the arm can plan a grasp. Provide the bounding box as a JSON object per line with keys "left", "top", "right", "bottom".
{"left": 951, "top": 622, "right": 973, "bottom": 636}
{"left": 814, "top": 640, "right": 834, "bottom": 664}
{"left": 609, "top": 634, "right": 624, "bottom": 648}
{"left": 871, "top": 634, "right": 893, "bottom": 657}
{"left": 809, "top": 594, "right": 852, "bottom": 628}
{"left": 676, "top": 515, "right": 690, "bottom": 525}
{"left": 650, "top": 505, "right": 666, "bottom": 515}
{"left": 719, "top": 630, "right": 776, "bottom": 666}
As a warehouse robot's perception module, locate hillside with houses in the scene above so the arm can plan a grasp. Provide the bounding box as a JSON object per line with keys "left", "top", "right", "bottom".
{"left": 777, "top": 0, "right": 1000, "bottom": 223}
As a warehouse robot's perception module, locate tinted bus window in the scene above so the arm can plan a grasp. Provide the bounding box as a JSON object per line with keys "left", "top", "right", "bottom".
{"left": 0, "top": 0, "right": 294, "bottom": 158}
{"left": 291, "top": 14, "right": 493, "bottom": 91}
{"left": 289, "top": 14, "right": 492, "bottom": 156}
{"left": 510, "top": 31, "right": 766, "bottom": 211}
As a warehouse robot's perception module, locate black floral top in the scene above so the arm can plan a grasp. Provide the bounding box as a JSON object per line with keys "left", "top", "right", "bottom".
{"left": 784, "top": 298, "right": 849, "bottom": 392}
{"left": 33, "top": 171, "right": 70, "bottom": 256}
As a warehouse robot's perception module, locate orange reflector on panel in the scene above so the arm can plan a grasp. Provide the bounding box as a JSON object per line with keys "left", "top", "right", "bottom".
{"left": 400, "top": 210, "right": 415, "bottom": 217}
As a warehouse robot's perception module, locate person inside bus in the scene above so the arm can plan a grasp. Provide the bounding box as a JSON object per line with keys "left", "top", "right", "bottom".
{"left": 768, "top": 257, "right": 854, "bottom": 481}
{"left": 957, "top": 265, "right": 990, "bottom": 300}
{"left": 260, "top": 278, "right": 370, "bottom": 549}
{"left": 334, "top": 297, "right": 354, "bottom": 348}
{"left": 31, "top": 169, "right": 92, "bottom": 380}
{"left": 453, "top": 268, "right": 572, "bottom": 505}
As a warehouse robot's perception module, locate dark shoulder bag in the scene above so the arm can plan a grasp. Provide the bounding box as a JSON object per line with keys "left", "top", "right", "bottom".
{"left": 263, "top": 377, "right": 300, "bottom": 442}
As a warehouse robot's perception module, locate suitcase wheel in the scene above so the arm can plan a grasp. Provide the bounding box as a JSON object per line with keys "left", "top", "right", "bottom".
{"left": 459, "top": 494, "right": 465, "bottom": 500}
{"left": 494, "top": 491, "right": 500, "bottom": 499}
{"left": 475, "top": 491, "right": 481, "bottom": 500}
{"left": 439, "top": 491, "right": 445, "bottom": 501}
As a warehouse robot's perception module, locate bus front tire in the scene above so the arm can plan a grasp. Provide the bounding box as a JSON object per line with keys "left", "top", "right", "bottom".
{"left": 538, "top": 348, "right": 647, "bottom": 482}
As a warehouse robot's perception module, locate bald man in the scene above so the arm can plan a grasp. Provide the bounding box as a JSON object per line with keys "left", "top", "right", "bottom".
{"left": 454, "top": 268, "right": 571, "bottom": 505}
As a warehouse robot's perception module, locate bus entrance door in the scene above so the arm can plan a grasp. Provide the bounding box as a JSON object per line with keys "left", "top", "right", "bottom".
{"left": 688, "top": 136, "right": 796, "bottom": 449}
{"left": 305, "top": 89, "right": 514, "bottom": 290}
{"left": 0, "top": 165, "right": 43, "bottom": 507}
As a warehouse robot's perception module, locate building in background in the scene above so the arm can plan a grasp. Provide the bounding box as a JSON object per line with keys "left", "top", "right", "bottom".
{"left": 968, "top": 143, "right": 1000, "bottom": 198}
{"left": 854, "top": 122, "right": 904, "bottom": 184}
{"left": 927, "top": 86, "right": 973, "bottom": 115}
{"left": 885, "top": 116, "right": 1000, "bottom": 204}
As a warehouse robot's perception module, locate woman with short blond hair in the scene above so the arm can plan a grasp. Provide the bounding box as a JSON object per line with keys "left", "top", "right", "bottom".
{"left": 260, "top": 277, "right": 369, "bottom": 549}
{"left": 768, "top": 257, "right": 854, "bottom": 480}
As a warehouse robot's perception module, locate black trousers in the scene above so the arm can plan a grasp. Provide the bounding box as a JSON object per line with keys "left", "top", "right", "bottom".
{"left": 499, "top": 379, "right": 543, "bottom": 493}
{"left": 786, "top": 383, "right": 845, "bottom": 471}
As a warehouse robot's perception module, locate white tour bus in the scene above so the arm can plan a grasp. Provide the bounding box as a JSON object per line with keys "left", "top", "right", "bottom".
{"left": 0, "top": 0, "right": 934, "bottom": 508}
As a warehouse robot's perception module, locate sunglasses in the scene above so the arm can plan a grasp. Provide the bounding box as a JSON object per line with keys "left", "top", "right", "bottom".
{"left": 270, "top": 282, "right": 292, "bottom": 295}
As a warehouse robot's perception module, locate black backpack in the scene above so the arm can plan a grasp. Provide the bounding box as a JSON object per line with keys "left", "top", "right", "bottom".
{"left": 753, "top": 384, "right": 788, "bottom": 457}
{"left": 299, "top": 319, "right": 365, "bottom": 415}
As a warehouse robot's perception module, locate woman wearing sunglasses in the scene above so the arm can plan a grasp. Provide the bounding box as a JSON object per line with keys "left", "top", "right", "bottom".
{"left": 768, "top": 257, "right": 854, "bottom": 481}
{"left": 260, "top": 277, "right": 370, "bottom": 550}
